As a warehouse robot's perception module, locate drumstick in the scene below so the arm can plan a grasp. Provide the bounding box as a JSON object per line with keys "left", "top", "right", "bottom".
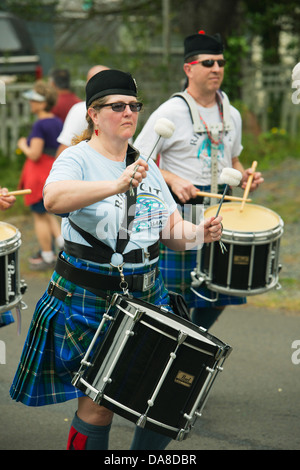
{"left": 129, "top": 118, "right": 175, "bottom": 196}
{"left": 196, "top": 190, "right": 251, "bottom": 203}
{"left": 0, "top": 189, "right": 32, "bottom": 196}
{"left": 240, "top": 161, "right": 257, "bottom": 212}
{"left": 215, "top": 168, "right": 243, "bottom": 217}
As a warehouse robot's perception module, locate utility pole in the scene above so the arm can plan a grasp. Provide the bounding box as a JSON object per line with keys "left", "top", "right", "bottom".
{"left": 162, "top": 0, "right": 170, "bottom": 65}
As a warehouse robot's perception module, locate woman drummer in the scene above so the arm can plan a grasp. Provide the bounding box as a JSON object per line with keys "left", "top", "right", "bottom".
{"left": 10, "top": 69, "right": 222, "bottom": 450}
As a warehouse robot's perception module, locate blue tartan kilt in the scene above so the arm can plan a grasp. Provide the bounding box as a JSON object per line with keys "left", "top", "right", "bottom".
{"left": 0, "top": 310, "right": 15, "bottom": 328}
{"left": 159, "top": 244, "right": 246, "bottom": 309}
{"left": 10, "top": 254, "right": 171, "bottom": 407}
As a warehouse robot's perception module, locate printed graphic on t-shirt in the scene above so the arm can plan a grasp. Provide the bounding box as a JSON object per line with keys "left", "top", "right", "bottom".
{"left": 195, "top": 136, "right": 225, "bottom": 181}
{"left": 94, "top": 189, "right": 169, "bottom": 245}
{"left": 133, "top": 192, "right": 169, "bottom": 234}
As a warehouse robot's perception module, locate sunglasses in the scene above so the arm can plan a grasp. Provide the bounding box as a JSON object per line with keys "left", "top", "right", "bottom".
{"left": 188, "top": 59, "right": 226, "bottom": 68}
{"left": 96, "top": 102, "right": 143, "bottom": 113}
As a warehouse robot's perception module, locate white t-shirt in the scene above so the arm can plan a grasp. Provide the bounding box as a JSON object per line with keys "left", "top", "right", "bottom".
{"left": 45, "top": 141, "right": 177, "bottom": 267}
{"left": 134, "top": 92, "right": 243, "bottom": 186}
{"left": 57, "top": 101, "right": 87, "bottom": 147}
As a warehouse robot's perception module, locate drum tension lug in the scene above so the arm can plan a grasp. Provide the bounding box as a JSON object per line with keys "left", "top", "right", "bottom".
{"left": 178, "top": 331, "right": 188, "bottom": 345}
{"left": 71, "top": 372, "right": 81, "bottom": 387}
{"left": 136, "top": 414, "right": 147, "bottom": 428}
{"left": 133, "top": 309, "right": 145, "bottom": 323}
{"left": 81, "top": 360, "right": 93, "bottom": 367}
{"left": 20, "top": 279, "right": 27, "bottom": 295}
{"left": 183, "top": 412, "right": 192, "bottom": 421}
{"left": 94, "top": 392, "right": 104, "bottom": 405}
{"left": 110, "top": 293, "right": 119, "bottom": 306}
{"left": 176, "top": 429, "right": 188, "bottom": 441}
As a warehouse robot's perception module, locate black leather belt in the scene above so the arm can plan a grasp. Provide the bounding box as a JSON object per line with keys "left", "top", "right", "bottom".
{"left": 63, "top": 239, "right": 160, "bottom": 265}
{"left": 48, "top": 254, "right": 159, "bottom": 301}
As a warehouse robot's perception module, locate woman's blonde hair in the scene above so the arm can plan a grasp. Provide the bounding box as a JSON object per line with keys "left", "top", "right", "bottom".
{"left": 72, "top": 96, "right": 108, "bottom": 145}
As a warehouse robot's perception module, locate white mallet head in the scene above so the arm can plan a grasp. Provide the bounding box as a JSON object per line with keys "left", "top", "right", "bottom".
{"left": 292, "top": 62, "right": 300, "bottom": 82}
{"left": 154, "top": 118, "right": 175, "bottom": 139}
{"left": 220, "top": 167, "right": 242, "bottom": 187}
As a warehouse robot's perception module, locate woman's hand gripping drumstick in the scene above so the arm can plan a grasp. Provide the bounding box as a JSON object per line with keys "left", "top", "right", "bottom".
{"left": 130, "top": 118, "right": 175, "bottom": 195}
{"left": 240, "top": 160, "right": 257, "bottom": 212}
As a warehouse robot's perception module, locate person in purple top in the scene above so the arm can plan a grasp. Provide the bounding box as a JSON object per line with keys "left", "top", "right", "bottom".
{"left": 18, "top": 80, "right": 64, "bottom": 270}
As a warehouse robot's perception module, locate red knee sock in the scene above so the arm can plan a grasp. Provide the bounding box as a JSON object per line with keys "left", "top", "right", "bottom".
{"left": 66, "top": 413, "right": 111, "bottom": 450}
{"left": 67, "top": 425, "right": 88, "bottom": 450}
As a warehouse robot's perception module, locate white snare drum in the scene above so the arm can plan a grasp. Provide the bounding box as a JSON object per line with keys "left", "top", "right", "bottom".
{"left": 72, "top": 294, "right": 232, "bottom": 441}
{"left": 194, "top": 203, "right": 284, "bottom": 297}
{"left": 0, "top": 222, "right": 27, "bottom": 314}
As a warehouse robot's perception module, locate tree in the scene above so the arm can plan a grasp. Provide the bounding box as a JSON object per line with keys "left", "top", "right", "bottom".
{"left": 0, "top": 0, "right": 58, "bottom": 21}
{"left": 172, "top": 0, "right": 241, "bottom": 40}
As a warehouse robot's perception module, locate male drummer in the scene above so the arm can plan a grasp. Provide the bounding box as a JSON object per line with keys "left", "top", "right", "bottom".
{"left": 134, "top": 30, "right": 263, "bottom": 330}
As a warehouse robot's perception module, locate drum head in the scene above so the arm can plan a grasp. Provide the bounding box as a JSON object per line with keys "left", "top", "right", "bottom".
{"left": 205, "top": 203, "right": 282, "bottom": 232}
{"left": 0, "top": 222, "right": 17, "bottom": 242}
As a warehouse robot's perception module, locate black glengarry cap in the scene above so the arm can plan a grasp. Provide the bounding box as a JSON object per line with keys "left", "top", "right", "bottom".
{"left": 86, "top": 69, "right": 137, "bottom": 108}
{"left": 184, "top": 30, "right": 224, "bottom": 61}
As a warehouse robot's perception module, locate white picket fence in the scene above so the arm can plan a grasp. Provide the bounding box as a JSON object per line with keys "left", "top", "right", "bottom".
{"left": 0, "top": 83, "right": 33, "bottom": 158}
{"left": 242, "top": 64, "right": 300, "bottom": 135}
{"left": 0, "top": 80, "right": 85, "bottom": 158}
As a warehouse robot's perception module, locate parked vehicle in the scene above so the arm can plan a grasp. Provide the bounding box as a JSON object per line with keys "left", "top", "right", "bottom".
{"left": 0, "top": 12, "right": 42, "bottom": 79}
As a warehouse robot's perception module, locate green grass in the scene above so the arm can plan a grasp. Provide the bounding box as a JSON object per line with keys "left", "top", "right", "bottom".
{"left": 0, "top": 152, "right": 30, "bottom": 218}
{"left": 247, "top": 278, "right": 300, "bottom": 314}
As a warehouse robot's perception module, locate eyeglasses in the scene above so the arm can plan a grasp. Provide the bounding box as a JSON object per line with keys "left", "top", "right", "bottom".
{"left": 188, "top": 59, "right": 226, "bottom": 68}
{"left": 96, "top": 102, "right": 143, "bottom": 113}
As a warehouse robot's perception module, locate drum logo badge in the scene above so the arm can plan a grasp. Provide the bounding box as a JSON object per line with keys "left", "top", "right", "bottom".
{"left": 174, "top": 370, "right": 195, "bottom": 388}
{"left": 7, "top": 260, "right": 16, "bottom": 297}
{"left": 233, "top": 255, "right": 249, "bottom": 265}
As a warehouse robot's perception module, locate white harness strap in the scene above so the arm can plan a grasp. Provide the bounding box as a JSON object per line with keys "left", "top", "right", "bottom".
{"left": 172, "top": 90, "right": 233, "bottom": 204}
{"left": 172, "top": 90, "right": 232, "bottom": 133}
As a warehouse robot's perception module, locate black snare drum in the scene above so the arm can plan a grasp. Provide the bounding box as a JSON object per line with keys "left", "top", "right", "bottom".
{"left": 192, "top": 203, "right": 284, "bottom": 297}
{"left": 0, "top": 222, "right": 27, "bottom": 314}
{"left": 0, "top": 222, "right": 27, "bottom": 313}
{"left": 72, "top": 294, "right": 232, "bottom": 441}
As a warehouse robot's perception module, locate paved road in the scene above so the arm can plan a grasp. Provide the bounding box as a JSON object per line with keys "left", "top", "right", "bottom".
{"left": 1, "top": 276, "right": 299, "bottom": 451}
